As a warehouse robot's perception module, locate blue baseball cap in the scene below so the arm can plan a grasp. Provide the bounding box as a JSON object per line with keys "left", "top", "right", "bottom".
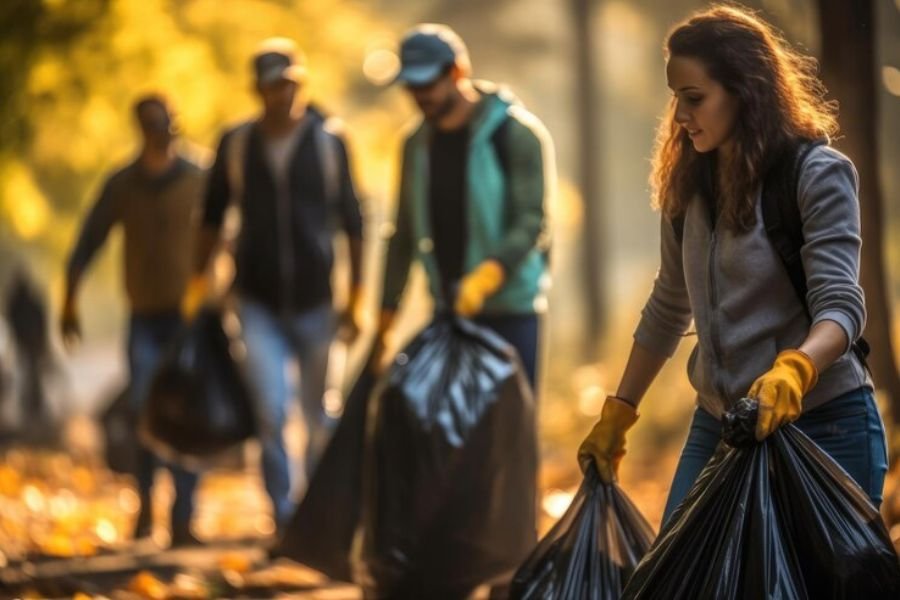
{"left": 394, "top": 24, "right": 468, "bottom": 86}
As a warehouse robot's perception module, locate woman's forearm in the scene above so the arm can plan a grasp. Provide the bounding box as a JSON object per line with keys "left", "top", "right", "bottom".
{"left": 798, "top": 319, "right": 850, "bottom": 374}
{"left": 615, "top": 340, "right": 670, "bottom": 408}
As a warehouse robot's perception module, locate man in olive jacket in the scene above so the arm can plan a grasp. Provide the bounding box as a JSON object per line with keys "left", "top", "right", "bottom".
{"left": 374, "top": 24, "right": 555, "bottom": 391}
{"left": 62, "top": 94, "right": 204, "bottom": 546}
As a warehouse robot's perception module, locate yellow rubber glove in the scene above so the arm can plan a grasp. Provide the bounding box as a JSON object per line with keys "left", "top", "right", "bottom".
{"left": 180, "top": 275, "right": 209, "bottom": 322}
{"left": 338, "top": 285, "right": 367, "bottom": 343}
{"left": 577, "top": 396, "right": 639, "bottom": 483}
{"left": 454, "top": 260, "right": 505, "bottom": 317}
{"left": 367, "top": 308, "right": 396, "bottom": 374}
{"left": 749, "top": 349, "right": 818, "bottom": 441}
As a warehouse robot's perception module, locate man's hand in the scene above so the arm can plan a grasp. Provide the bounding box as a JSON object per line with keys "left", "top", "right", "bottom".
{"left": 180, "top": 275, "right": 209, "bottom": 322}
{"left": 455, "top": 260, "right": 505, "bottom": 317}
{"left": 60, "top": 298, "right": 82, "bottom": 351}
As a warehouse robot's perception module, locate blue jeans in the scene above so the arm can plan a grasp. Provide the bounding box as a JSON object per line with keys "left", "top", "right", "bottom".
{"left": 662, "top": 386, "right": 889, "bottom": 525}
{"left": 474, "top": 313, "right": 540, "bottom": 390}
{"left": 129, "top": 311, "right": 199, "bottom": 526}
{"left": 240, "top": 299, "right": 336, "bottom": 527}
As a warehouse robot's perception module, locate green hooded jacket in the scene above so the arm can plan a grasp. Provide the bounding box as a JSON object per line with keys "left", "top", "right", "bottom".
{"left": 382, "top": 83, "right": 554, "bottom": 315}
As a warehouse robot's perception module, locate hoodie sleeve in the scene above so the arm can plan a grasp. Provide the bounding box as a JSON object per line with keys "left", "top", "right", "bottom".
{"left": 797, "top": 145, "right": 866, "bottom": 352}
{"left": 334, "top": 134, "right": 363, "bottom": 239}
{"left": 66, "top": 175, "right": 122, "bottom": 281}
{"left": 633, "top": 215, "right": 694, "bottom": 357}
{"left": 202, "top": 129, "right": 233, "bottom": 230}
{"left": 490, "top": 108, "right": 553, "bottom": 274}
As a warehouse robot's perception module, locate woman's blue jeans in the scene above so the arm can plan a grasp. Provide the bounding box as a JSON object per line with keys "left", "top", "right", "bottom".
{"left": 662, "top": 386, "right": 889, "bottom": 525}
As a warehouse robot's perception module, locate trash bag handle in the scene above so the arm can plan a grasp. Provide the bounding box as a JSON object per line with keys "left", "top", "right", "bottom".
{"left": 439, "top": 279, "right": 462, "bottom": 320}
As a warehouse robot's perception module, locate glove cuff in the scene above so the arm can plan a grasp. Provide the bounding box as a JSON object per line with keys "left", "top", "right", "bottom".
{"left": 602, "top": 395, "right": 640, "bottom": 430}
{"left": 776, "top": 349, "right": 819, "bottom": 394}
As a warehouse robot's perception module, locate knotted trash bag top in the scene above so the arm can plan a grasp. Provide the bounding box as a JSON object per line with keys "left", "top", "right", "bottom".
{"left": 621, "top": 398, "right": 900, "bottom": 599}
{"left": 139, "top": 307, "right": 256, "bottom": 470}
{"left": 355, "top": 314, "right": 538, "bottom": 596}
{"left": 510, "top": 463, "right": 655, "bottom": 600}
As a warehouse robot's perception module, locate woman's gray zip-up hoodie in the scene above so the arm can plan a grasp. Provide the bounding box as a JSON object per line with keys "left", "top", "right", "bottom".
{"left": 634, "top": 145, "right": 870, "bottom": 419}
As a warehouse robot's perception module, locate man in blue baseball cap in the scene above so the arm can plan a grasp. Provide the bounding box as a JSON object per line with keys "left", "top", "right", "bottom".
{"left": 371, "top": 22, "right": 556, "bottom": 597}
{"left": 375, "top": 23, "right": 554, "bottom": 389}
{"left": 392, "top": 24, "right": 473, "bottom": 123}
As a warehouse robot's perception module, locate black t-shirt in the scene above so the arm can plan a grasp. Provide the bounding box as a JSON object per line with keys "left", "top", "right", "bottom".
{"left": 429, "top": 124, "right": 469, "bottom": 297}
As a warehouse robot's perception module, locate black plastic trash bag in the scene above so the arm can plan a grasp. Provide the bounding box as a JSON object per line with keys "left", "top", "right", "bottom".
{"left": 621, "top": 398, "right": 900, "bottom": 600}
{"left": 100, "top": 386, "right": 138, "bottom": 476}
{"left": 356, "top": 315, "right": 538, "bottom": 596}
{"left": 510, "top": 464, "right": 655, "bottom": 599}
{"left": 272, "top": 368, "right": 378, "bottom": 581}
{"left": 139, "top": 307, "right": 256, "bottom": 469}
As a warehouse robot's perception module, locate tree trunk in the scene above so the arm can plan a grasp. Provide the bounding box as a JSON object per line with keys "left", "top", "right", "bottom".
{"left": 570, "top": 0, "right": 607, "bottom": 360}
{"left": 817, "top": 0, "right": 900, "bottom": 432}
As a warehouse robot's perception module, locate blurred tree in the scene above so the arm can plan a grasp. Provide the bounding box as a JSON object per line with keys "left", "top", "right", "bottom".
{"left": 817, "top": 0, "right": 900, "bottom": 437}
{"left": 0, "top": 0, "right": 109, "bottom": 160}
{"left": 0, "top": 0, "right": 109, "bottom": 283}
{"left": 571, "top": 0, "right": 607, "bottom": 360}
{"left": 0, "top": 0, "right": 399, "bottom": 322}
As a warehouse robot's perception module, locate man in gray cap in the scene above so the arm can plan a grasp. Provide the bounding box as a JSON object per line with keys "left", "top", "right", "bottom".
{"left": 186, "top": 37, "right": 365, "bottom": 531}
{"left": 371, "top": 23, "right": 555, "bottom": 597}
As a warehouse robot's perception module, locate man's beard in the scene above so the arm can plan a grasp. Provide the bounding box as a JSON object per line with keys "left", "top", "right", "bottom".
{"left": 422, "top": 93, "right": 458, "bottom": 123}
{"left": 147, "top": 133, "right": 173, "bottom": 153}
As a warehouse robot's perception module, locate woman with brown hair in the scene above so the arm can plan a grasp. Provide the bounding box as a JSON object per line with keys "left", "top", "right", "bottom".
{"left": 578, "top": 4, "right": 888, "bottom": 523}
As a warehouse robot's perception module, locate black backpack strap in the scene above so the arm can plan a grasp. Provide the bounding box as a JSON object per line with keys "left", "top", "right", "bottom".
{"left": 673, "top": 154, "right": 716, "bottom": 245}
{"left": 760, "top": 139, "right": 825, "bottom": 305}
{"left": 761, "top": 137, "right": 870, "bottom": 365}
{"left": 853, "top": 337, "right": 871, "bottom": 364}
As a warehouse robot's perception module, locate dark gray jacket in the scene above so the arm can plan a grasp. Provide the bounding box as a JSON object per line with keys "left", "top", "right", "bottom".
{"left": 634, "top": 145, "right": 869, "bottom": 419}
{"left": 203, "top": 107, "right": 363, "bottom": 314}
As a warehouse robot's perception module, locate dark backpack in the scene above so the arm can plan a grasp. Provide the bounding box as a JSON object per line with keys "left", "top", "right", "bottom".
{"left": 672, "top": 139, "right": 870, "bottom": 367}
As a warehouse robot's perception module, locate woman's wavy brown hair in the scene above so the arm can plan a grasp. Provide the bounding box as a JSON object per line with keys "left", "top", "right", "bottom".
{"left": 650, "top": 4, "right": 838, "bottom": 230}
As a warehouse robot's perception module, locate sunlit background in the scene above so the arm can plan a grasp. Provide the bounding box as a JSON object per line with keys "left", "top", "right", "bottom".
{"left": 1, "top": 0, "right": 899, "bottom": 596}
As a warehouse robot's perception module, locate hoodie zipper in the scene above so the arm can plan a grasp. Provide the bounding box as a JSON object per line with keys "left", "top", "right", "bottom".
{"left": 700, "top": 153, "right": 730, "bottom": 404}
